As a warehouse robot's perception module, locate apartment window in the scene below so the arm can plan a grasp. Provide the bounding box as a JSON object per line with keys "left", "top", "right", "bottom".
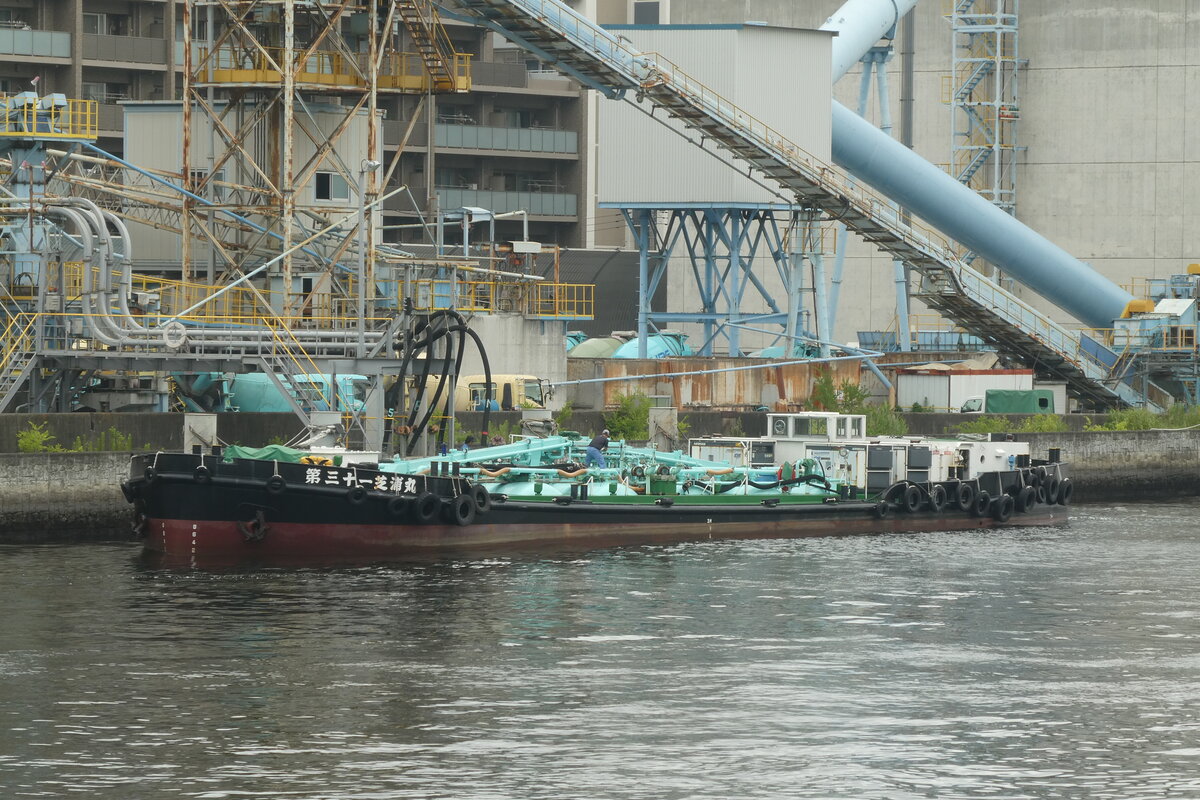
{"left": 82, "top": 82, "right": 130, "bottom": 103}
{"left": 314, "top": 171, "right": 349, "bottom": 202}
{"left": 83, "top": 12, "right": 130, "bottom": 36}
{"left": 435, "top": 168, "right": 477, "bottom": 189}
{"left": 176, "top": 19, "right": 208, "bottom": 41}
{"left": 0, "top": 9, "right": 28, "bottom": 29}
{"left": 633, "top": 1, "right": 660, "bottom": 24}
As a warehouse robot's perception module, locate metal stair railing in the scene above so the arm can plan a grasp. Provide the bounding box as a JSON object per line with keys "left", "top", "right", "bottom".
{"left": 955, "top": 60, "right": 995, "bottom": 99}
{"left": 0, "top": 310, "right": 40, "bottom": 412}
{"left": 254, "top": 318, "right": 338, "bottom": 426}
{"left": 454, "top": 0, "right": 1167, "bottom": 409}
{"left": 396, "top": 0, "right": 460, "bottom": 92}
{"left": 918, "top": 266, "right": 1166, "bottom": 410}
{"left": 956, "top": 146, "right": 993, "bottom": 184}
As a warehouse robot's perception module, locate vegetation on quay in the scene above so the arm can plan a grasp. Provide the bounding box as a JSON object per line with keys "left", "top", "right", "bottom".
{"left": 1083, "top": 405, "right": 1200, "bottom": 431}
{"left": 950, "top": 404, "right": 1200, "bottom": 434}
{"left": 807, "top": 371, "right": 909, "bottom": 437}
{"left": 16, "top": 421, "right": 146, "bottom": 453}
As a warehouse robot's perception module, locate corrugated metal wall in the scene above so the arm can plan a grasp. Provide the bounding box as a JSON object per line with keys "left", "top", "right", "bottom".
{"left": 565, "top": 356, "right": 860, "bottom": 410}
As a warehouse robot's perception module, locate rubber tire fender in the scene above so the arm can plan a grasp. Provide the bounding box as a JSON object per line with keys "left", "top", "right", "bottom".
{"left": 194, "top": 465, "right": 211, "bottom": 484}
{"left": 1044, "top": 476, "right": 1060, "bottom": 505}
{"left": 872, "top": 500, "right": 890, "bottom": 519}
{"left": 901, "top": 484, "right": 922, "bottom": 513}
{"left": 1014, "top": 485, "right": 1036, "bottom": 513}
{"left": 971, "top": 490, "right": 991, "bottom": 518}
{"left": 446, "top": 493, "right": 476, "bottom": 527}
{"left": 992, "top": 493, "right": 1014, "bottom": 523}
{"left": 1035, "top": 484, "right": 1047, "bottom": 505}
{"left": 266, "top": 474, "right": 286, "bottom": 495}
{"left": 470, "top": 484, "right": 491, "bottom": 516}
{"left": 411, "top": 491, "right": 441, "bottom": 524}
{"left": 386, "top": 495, "right": 408, "bottom": 517}
{"left": 1057, "top": 478, "right": 1073, "bottom": 505}
{"left": 928, "top": 484, "right": 948, "bottom": 513}
{"left": 346, "top": 485, "right": 368, "bottom": 505}
{"left": 955, "top": 482, "right": 976, "bottom": 512}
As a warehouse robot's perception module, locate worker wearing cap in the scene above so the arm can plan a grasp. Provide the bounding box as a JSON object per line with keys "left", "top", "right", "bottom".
{"left": 585, "top": 429, "right": 610, "bottom": 469}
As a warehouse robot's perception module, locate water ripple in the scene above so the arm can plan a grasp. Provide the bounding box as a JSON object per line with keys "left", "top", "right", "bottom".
{"left": 2, "top": 503, "right": 1200, "bottom": 798}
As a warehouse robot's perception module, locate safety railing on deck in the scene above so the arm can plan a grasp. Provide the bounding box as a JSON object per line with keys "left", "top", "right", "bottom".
{"left": 401, "top": 278, "right": 593, "bottom": 318}
{"left": 0, "top": 96, "right": 98, "bottom": 139}
{"left": 197, "top": 47, "right": 471, "bottom": 92}
{"left": 1, "top": 309, "right": 37, "bottom": 356}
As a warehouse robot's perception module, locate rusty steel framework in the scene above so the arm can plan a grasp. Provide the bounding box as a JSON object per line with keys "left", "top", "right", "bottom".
{"left": 180, "top": 0, "right": 470, "bottom": 316}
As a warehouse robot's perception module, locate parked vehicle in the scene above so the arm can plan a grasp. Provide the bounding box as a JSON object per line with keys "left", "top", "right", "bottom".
{"left": 961, "top": 389, "right": 1056, "bottom": 414}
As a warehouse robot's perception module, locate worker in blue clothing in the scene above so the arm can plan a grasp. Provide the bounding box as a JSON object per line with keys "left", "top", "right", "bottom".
{"left": 584, "top": 429, "right": 610, "bottom": 469}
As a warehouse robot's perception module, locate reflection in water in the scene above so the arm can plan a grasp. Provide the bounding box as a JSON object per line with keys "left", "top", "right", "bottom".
{"left": 2, "top": 504, "right": 1200, "bottom": 798}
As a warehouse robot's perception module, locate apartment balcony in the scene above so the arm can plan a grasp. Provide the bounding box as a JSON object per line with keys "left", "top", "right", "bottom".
{"left": 0, "top": 28, "right": 70, "bottom": 59}
{"left": 470, "top": 60, "right": 576, "bottom": 94}
{"left": 383, "top": 121, "right": 578, "bottom": 157}
{"left": 82, "top": 34, "right": 168, "bottom": 65}
{"left": 389, "top": 185, "right": 577, "bottom": 218}
{"left": 97, "top": 103, "right": 124, "bottom": 133}
{"left": 437, "top": 123, "right": 577, "bottom": 155}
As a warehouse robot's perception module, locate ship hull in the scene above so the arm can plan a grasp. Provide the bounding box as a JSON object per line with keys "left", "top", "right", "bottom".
{"left": 125, "top": 453, "right": 1071, "bottom": 563}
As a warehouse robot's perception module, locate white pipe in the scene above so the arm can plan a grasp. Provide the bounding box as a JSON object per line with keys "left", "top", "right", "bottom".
{"left": 821, "top": 0, "right": 919, "bottom": 83}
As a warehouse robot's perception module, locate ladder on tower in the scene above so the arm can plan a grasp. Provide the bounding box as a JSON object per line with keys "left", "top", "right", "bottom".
{"left": 452, "top": 0, "right": 1166, "bottom": 410}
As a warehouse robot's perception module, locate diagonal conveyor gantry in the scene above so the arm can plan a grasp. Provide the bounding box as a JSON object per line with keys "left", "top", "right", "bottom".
{"left": 449, "top": 0, "right": 1165, "bottom": 411}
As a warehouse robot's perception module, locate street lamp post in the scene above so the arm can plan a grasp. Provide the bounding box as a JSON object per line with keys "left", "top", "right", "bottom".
{"left": 357, "top": 158, "right": 381, "bottom": 359}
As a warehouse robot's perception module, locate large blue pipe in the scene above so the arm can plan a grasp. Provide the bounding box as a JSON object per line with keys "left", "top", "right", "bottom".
{"left": 830, "top": 101, "right": 1133, "bottom": 328}
{"left": 820, "top": 0, "right": 1134, "bottom": 328}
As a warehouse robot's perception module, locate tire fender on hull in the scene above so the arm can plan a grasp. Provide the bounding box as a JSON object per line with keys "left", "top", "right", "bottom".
{"left": 992, "top": 493, "right": 1014, "bottom": 523}
{"left": 971, "top": 490, "right": 991, "bottom": 518}
{"left": 928, "top": 484, "right": 947, "bottom": 513}
{"left": 446, "top": 494, "right": 476, "bottom": 526}
{"left": 955, "top": 482, "right": 976, "bottom": 512}
{"left": 411, "top": 492, "right": 440, "bottom": 524}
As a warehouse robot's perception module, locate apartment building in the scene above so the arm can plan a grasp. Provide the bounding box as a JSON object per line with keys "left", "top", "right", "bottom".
{"left": 0, "top": 0, "right": 593, "bottom": 247}
{"left": 381, "top": 15, "right": 590, "bottom": 248}
{"left": 0, "top": 0, "right": 179, "bottom": 155}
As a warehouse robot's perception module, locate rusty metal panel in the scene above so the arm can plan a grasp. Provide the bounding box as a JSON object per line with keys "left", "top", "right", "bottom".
{"left": 567, "top": 357, "right": 866, "bottom": 410}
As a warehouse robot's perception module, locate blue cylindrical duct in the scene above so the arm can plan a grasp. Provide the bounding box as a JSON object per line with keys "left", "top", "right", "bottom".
{"left": 831, "top": 102, "right": 1133, "bottom": 327}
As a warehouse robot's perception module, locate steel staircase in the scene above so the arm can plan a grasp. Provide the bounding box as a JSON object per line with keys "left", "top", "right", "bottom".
{"left": 0, "top": 311, "right": 39, "bottom": 412}
{"left": 955, "top": 61, "right": 995, "bottom": 100}
{"left": 453, "top": 0, "right": 1166, "bottom": 410}
{"left": 397, "top": 0, "right": 460, "bottom": 92}
{"left": 956, "top": 146, "right": 992, "bottom": 184}
{"left": 253, "top": 323, "right": 338, "bottom": 425}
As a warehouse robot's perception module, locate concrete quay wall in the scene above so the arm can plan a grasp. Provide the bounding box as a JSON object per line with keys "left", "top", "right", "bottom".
{"left": 0, "top": 451, "right": 134, "bottom": 541}
{"left": 1017, "top": 430, "right": 1200, "bottom": 503}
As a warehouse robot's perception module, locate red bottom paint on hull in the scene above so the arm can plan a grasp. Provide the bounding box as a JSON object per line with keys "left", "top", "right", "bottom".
{"left": 144, "top": 506, "right": 1069, "bottom": 563}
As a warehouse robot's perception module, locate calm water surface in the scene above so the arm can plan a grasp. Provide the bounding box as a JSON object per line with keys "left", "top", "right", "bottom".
{"left": 2, "top": 502, "right": 1199, "bottom": 799}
